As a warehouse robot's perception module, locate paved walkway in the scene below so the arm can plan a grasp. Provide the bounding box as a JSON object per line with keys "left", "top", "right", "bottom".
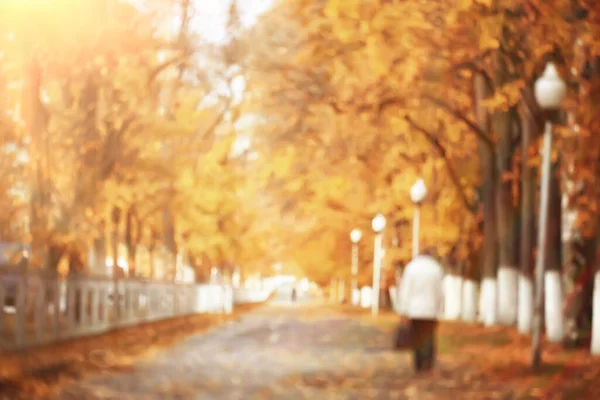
{"left": 51, "top": 300, "right": 512, "bottom": 400}
{"left": 50, "top": 301, "right": 424, "bottom": 400}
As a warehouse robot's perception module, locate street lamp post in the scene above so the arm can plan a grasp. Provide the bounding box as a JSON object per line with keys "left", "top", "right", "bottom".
{"left": 371, "top": 213, "right": 386, "bottom": 316}
{"left": 410, "top": 179, "right": 427, "bottom": 258}
{"left": 532, "top": 62, "right": 566, "bottom": 370}
{"left": 350, "top": 228, "right": 362, "bottom": 306}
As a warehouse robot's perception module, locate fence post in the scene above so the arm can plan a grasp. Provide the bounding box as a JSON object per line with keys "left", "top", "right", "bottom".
{"left": 226, "top": 286, "right": 233, "bottom": 314}
{"left": 14, "top": 276, "right": 26, "bottom": 347}
{"left": 90, "top": 282, "right": 99, "bottom": 325}
{"left": 0, "top": 281, "right": 5, "bottom": 334}
{"left": 0, "top": 274, "right": 244, "bottom": 349}
{"left": 34, "top": 276, "right": 46, "bottom": 340}
{"left": 221, "top": 286, "right": 226, "bottom": 314}
{"left": 145, "top": 283, "right": 152, "bottom": 321}
{"left": 52, "top": 278, "right": 61, "bottom": 339}
{"left": 123, "top": 282, "right": 130, "bottom": 324}
{"left": 129, "top": 282, "right": 136, "bottom": 322}
{"left": 66, "top": 278, "right": 76, "bottom": 332}
{"left": 130, "top": 282, "right": 137, "bottom": 321}
{"left": 173, "top": 285, "right": 178, "bottom": 316}
{"left": 80, "top": 281, "right": 88, "bottom": 326}
{"left": 100, "top": 284, "right": 108, "bottom": 325}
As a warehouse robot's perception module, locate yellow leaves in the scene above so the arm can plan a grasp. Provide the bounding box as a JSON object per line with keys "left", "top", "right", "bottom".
{"left": 243, "top": 0, "right": 565, "bottom": 275}
{"left": 400, "top": 59, "right": 421, "bottom": 87}
{"left": 475, "top": 0, "right": 494, "bottom": 7}
{"left": 366, "top": 35, "right": 393, "bottom": 77}
{"left": 324, "top": 0, "right": 361, "bottom": 19}
{"left": 446, "top": 0, "right": 473, "bottom": 24}
{"left": 478, "top": 15, "right": 503, "bottom": 51}
{"left": 285, "top": 177, "right": 305, "bottom": 194}
{"left": 323, "top": 0, "right": 342, "bottom": 18}
{"left": 457, "top": 0, "right": 474, "bottom": 10}
{"left": 264, "top": 145, "right": 296, "bottom": 181}
{"left": 481, "top": 79, "right": 525, "bottom": 112}
{"left": 314, "top": 176, "right": 352, "bottom": 205}
{"left": 479, "top": 35, "right": 500, "bottom": 52}
{"left": 176, "top": 169, "right": 195, "bottom": 191}
{"left": 390, "top": 174, "right": 414, "bottom": 205}
{"left": 447, "top": 0, "right": 495, "bottom": 30}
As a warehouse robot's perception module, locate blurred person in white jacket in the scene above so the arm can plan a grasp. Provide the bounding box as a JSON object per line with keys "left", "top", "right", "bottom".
{"left": 397, "top": 248, "right": 444, "bottom": 372}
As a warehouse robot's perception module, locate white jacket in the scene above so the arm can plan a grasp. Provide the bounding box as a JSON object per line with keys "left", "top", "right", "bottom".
{"left": 398, "top": 255, "right": 444, "bottom": 320}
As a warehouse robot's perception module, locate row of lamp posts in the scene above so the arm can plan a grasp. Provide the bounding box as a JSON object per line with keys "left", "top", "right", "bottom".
{"left": 342, "top": 61, "right": 568, "bottom": 369}
{"left": 347, "top": 178, "right": 428, "bottom": 316}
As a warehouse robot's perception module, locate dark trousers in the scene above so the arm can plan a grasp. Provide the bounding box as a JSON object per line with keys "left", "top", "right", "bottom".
{"left": 409, "top": 319, "right": 437, "bottom": 372}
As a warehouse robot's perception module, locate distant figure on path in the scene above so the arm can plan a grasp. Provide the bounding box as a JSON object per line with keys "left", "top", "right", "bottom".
{"left": 291, "top": 287, "right": 297, "bottom": 303}
{"left": 397, "top": 248, "right": 444, "bottom": 372}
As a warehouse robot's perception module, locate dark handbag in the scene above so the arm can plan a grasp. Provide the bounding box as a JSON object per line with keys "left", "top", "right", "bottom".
{"left": 393, "top": 320, "right": 414, "bottom": 350}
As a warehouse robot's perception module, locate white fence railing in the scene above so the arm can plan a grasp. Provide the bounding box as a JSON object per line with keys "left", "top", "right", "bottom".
{"left": 0, "top": 271, "right": 233, "bottom": 350}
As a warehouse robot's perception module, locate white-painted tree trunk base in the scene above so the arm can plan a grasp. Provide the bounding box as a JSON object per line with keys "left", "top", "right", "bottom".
{"left": 480, "top": 278, "right": 497, "bottom": 326}
{"left": 497, "top": 266, "right": 518, "bottom": 326}
{"left": 352, "top": 289, "right": 361, "bottom": 306}
{"left": 388, "top": 286, "right": 399, "bottom": 313}
{"left": 338, "top": 280, "right": 345, "bottom": 303}
{"left": 545, "top": 270, "right": 564, "bottom": 343}
{"left": 360, "top": 287, "right": 372, "bottom": 308}
{"left": 461, "top": 279, "right": 478, "bottom": 322}
{"left": 591, "top": 272, "right": 600, "bottom": 355}
{"left": 444, "top": 274, "right": 462, "bottom": 320}
{"left": 517, "top": 275, "right": 533, "bottom": 334}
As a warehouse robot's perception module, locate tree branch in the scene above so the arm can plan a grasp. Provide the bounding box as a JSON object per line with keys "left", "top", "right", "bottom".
{"left": 451, "top": 49, "right": 495, "bottom": 74}
{"left": 424, "top": 94, "right": 495, "bottom": 150}
{"left": 405, "top": 115, "right": 478, "bottom": 214}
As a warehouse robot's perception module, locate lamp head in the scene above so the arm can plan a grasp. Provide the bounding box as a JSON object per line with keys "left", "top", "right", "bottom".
{"left": 371, "top": 213, "right": 386, "bottom": 233}
{"left": 350, "top": 228, "right": 362, "bottom": 243}
{"left": 410, "top": 178, "right": 427, "bottom": 205}
{"left": 534, "top": 62, "right": 567, "bottom": 110}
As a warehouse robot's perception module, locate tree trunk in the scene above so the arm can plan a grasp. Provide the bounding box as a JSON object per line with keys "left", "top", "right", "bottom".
{"left": 148, "top": 246, "right": 155, "bottom": 280}
{"left": 125, "top": 206, "right": 138, "bottom": 277}
{"left": 491, "top": 27, "right": 520, "bottom": 325}
{"left": 111, "top": 226, "right": 119, "bottom": 276}
{"left": 149, "top": 226, "right": 159, "bottom": 280}
{"left": 562, "top": 176, "right": 584, "bottom": 347}
{"left": 171, "top": 250, "right": 179, "bottom": 282}
{"left": 480, "top": 153, "right": 499, "bottom": 327}
{"left": 444, "top": 262, "right": 463, "bottom": 320}
{"left": 519, "top": 108, "right": 536, "bottom": 334}
{"left": 68, "top": 246, "right": 85, "bottom": 274}
{"left": 23, "top": 59, "right": 50, "bottom": 262}
{"left": 46, "top": 242, "right": 65, "bottom": 272}
{"left": 590, "top": 217, "right": 600, "bottom": 354}
{"left": 92, "top": 221, "right": 107, "bottom": 275}
{"left": 73, "top": 73, "right": 100, "bottom": 218}
{"left": 545, "top": 162, "right": 564, "bottom": 343}
{"left": 111, "top": 206, "right": 121, "bottom": 322}
{"left": 495, "top": 105, "right": 519, "bottom": 326}
{"left": 162, "top": 207, "right": 177, "bottom": 282}
{"left": 462, "top": 247, "right": 480, "bottom": 322}
{"left": 474, "top": 72, "right": 498, "bottom": 326}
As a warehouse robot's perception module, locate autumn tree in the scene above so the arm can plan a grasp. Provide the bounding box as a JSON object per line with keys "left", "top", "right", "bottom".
{"left": 241, "top": 0, "right": 481, "bottom": 288}
{"left": 0, "top": 0, "right": 268, "bottom": 283}
{"left": 244, "top": 0, "right": 600, "bottom": 351}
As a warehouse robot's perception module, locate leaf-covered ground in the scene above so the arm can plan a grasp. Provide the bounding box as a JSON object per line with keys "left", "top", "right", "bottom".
{"left": 3, "top": 301, "right": 600, "bottom": 399}
{"left": 13, "top": 303, "right": 597, "bottom": 400}
{"left": 0, "top": 304, "right": 261, "bottom": 400}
